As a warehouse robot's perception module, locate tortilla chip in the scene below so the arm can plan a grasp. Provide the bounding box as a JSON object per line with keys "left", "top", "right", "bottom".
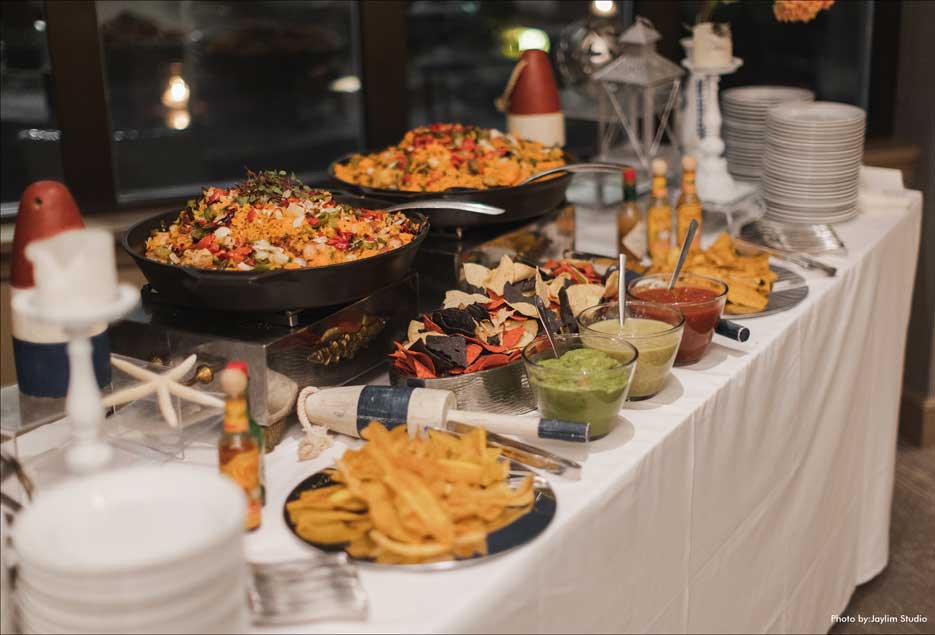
{"left": 534, "top": 271, "right": 550, "bottom": 306}
{"left": 505, "top": 300, "right": 538, "bottom": 319}
{"left": 407, "top": 320, "right": 425, "bottom": 344}
{"left": 465, "top": 353, "right": 513, "bottom": 373}
{"left": 546, "top": 273, "right": 571, "bottom": 302}
{"left": 516, "top": 320, "right": 538, "bottom": 349}
{"left": 501, "top": 326, "right": 524, "bottom": 349}
{"left": 463, "top": 263, "right": 491, "bottom": 289}
{"left": 512, "top": 262, "right": 537, "bottom": 283}
{"left": 726, "top": 285, "right": 769, "bottom": 311}
{"left": 443, "top": 290, "right": 490, "bottom": 310}
{"left": 487, "top": 255, "right": 515, "bottom": 296}
{"left": 564, "top": 283, "right": 604, "bottom": 317}
{"left": 602, "top": 270, "right": 620, "bottom": 300}
{"left": 465, "top": 343, "right": 483, "bottom": 366}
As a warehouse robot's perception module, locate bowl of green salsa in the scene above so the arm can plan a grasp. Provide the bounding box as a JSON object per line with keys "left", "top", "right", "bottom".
{"left": 577, "top": 301, "right": 684, "bottom": 400}
{"left": 521, "top": 333, "right": 637, "bottom": 439}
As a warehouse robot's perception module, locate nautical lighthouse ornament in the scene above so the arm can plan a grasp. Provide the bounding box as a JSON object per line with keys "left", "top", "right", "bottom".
{"left": 10, "top": 182, "right": 111, "bottom": 398}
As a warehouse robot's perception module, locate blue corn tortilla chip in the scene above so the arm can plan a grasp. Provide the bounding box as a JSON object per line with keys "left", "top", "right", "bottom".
{"left": 558, "top": 287, "right": 578, "bottom": 334}
{"left": 430, "top": 308, "right": 477, "bottom": 337}
{"left": 424, "top": 334, "right": 468, "bottom": 368}
{"left": 411, "top": 338, "right": 456, "bottom": 372}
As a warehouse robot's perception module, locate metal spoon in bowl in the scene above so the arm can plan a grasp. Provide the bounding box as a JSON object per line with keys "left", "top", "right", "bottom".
{"left": 668, "top": 219, "right": 699, "bottom": 291}
{"left": 618, "top": 253, "right": 626, "bottom": 330}
{"left": 533, "top": 295, "right": 559, "bottom": 359}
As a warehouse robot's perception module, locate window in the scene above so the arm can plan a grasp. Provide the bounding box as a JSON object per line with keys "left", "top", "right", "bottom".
{"left": 406, "top": 0, "right": 633, "bottom": 158}
{"left": 96, "top": 0, "right": 364, "bottom": 203}
{"left": 1, "top": 0, "right": 64, "bottom": 213}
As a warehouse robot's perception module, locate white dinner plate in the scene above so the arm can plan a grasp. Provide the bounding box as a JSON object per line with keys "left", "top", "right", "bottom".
{"left": 14, "top": 466, "right": 245, "bottom": 577}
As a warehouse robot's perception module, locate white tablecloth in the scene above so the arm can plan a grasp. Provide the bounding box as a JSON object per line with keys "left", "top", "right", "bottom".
{"left": 8, "top": 173, "right": 922, "bottom": 634}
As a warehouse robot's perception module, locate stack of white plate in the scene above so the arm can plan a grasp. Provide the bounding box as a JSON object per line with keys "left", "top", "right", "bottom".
{"left": 722, "top": 86, "right": 815, "bottom": 180}
{"left": 762, "top": 101, "right": 866, "bottom": 224}
{"left": 13, "top": 466, "right": 248, "bottom": 634}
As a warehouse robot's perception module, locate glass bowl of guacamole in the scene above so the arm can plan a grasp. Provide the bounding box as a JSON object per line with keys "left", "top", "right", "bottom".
{"left": 521, "top": 334, "right": 637, "bottom": 440}
{"left": 578, "top": 301, "right": 684, "bottom": 400}
{"left": 627, "top": 273, "right": 727, "bottom": 365}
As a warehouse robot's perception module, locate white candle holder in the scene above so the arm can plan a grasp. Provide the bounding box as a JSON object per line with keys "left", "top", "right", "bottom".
{"left": 681, "top": 57, "right": 756, "bottom": 206}
{"left": 13, "top": 230, "right": 138, "bottom": 474}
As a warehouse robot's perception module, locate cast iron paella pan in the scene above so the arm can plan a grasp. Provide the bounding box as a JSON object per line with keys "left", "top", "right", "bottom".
{"left": 123, "top": 193, "right": 429, "bottom": 313}
{"left": 328, "top": 151, "right": 626, "bottom": 229}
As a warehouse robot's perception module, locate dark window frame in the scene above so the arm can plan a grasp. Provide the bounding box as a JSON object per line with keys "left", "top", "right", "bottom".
{"left": 3, "top": 0, "right": 904, "bottom": 218}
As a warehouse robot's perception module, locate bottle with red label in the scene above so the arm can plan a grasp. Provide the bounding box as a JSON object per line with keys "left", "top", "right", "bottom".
{"left": 218, "top": 362, "right": 262, "bottom": 531}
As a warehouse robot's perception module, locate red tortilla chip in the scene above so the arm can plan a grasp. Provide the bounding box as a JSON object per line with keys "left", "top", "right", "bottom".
{"left": 422, "top": 316, "right": 444, "bottom": 333}
{"left": 463, "top": 334, "right": 509, "bottom": 354}
{"left": 465, "top": 353, "right": 513, "bottom": 373}
{"left": 392, "top": 356, "right": 415, "bottom": 374}
{"left": 412, "top": 357, "right": 436, "bottom": 379}
{"left": 466, "top": 343, "right": 483, "bottom": 366}
{"left": 485, "top": 290, "right": 506, "bottom": 310}
{"left": 501, "top": 326, "right": 524, "bottom": 349}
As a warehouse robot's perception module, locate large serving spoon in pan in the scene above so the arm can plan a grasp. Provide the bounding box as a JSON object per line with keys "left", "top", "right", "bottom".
{"left": 385, "top": 200, "right": 505, "bottom": 216}
{"left": 519, "top": 161, "right": 632, "bottom": 185}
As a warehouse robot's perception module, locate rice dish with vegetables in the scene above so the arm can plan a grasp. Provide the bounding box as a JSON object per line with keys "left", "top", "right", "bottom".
{"left": 144, "top": 170, "right": 422, "bottom": 271}
{"left": 334, "top": 123, "right": 565, "bottom": 192}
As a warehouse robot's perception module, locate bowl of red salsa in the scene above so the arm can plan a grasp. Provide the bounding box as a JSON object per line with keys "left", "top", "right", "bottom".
{"left": 627, "top": 272, "right": 728, "bottom": 365}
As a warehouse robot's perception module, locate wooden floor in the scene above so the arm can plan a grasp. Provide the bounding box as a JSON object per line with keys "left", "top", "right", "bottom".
{"left": 830, "top": 440, "right": 935, "bottom": 634}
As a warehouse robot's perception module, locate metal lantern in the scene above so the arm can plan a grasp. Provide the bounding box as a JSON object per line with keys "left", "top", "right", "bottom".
{"left": 592, "top": 17, "right": 684, "bottom": 169}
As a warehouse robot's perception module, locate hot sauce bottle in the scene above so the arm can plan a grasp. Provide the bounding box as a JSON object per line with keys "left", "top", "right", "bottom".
{"left": 617, "top": 167, "right": 646, "bottom": 262}
{"left": 676, "top": 155, "right": 703, "bottom": 250}
{"left": 646, "top": 159, "right": 673, "bottom": 262}
{"left": 225, "top": 361, "right": 266, "bottom": 505}
{"left": 218, "top": 362, "right": 262, "bottom": 531}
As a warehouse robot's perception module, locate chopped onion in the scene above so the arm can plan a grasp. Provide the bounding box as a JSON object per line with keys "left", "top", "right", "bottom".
{"left": 292, "top": 216, "right": 304, "bottom": 228}
{"left": 287, "top": 202, "right": 304, "bottom": 217}
{"left": 214, "top": 226, "right": 231, "bottom": 239}
{"left": 252, "top": 239, "right": 271, "bottom": 250}
{"left": 236, "top": 262, "right": 254, "bottom": 271}
{"left": 293, "top": 257, "right": 307, "bottom": 266}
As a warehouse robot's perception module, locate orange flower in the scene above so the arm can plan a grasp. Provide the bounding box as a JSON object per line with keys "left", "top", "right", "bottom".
{"left": 774, "top": 0, "right": 835, "bottom": 23}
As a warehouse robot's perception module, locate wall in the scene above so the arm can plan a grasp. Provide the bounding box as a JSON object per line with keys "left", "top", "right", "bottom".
{"left": 894, "top": 0, "right": 935, "bottom": 444}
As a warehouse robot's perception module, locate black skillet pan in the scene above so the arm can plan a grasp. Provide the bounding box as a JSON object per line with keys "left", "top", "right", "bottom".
{"left": 328, "top": 151, "right": 579, "bottom": 229}
{"left": 122, "top": 193, "right": 429, "bottom": 313}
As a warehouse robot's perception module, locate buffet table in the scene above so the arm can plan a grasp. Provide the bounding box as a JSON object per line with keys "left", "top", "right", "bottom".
{"left": 7, "top": 177, "right": 922, "bottom": 634}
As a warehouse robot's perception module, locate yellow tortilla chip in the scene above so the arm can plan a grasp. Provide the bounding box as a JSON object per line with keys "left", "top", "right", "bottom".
{"left": 443, "top": 290, "right": 490, "bottom": 310}
{"left": 487, "top": 255, "right": 514, "bottom": 296}
{"left": 463, "top": 263, "right": 491, "bottom": 289}
{"left": 565, "top": 283, "right": 604, "bottom": 316}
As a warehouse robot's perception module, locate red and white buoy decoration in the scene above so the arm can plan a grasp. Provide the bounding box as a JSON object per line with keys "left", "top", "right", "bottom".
{"left": 10, "top": 181, "right": 111, "bottom": 397}
{"left": 497, "top": 49, "right": 565, "bottom": 147}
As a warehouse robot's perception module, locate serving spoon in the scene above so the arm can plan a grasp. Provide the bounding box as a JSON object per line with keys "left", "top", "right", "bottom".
{"left": 385, "top": 200, "right": 505, "bottom": 216}
{"left": 668, "top": 219, "right": 699, "bottom": 291}
{"left": 519, "top": 162, "right": 633, "bottom": 186}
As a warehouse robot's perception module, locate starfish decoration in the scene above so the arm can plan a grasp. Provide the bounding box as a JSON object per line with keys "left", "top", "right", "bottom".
{"left": 102, "top": 355, "right": 225, "bottom": 428}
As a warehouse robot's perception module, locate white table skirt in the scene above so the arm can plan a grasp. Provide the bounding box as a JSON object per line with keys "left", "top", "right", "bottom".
{"left": 7, "top": 172, "right": 922, "bottom": 634}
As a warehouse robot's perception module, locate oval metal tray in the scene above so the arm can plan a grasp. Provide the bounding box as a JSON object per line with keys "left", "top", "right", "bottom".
{"left": 725, "top": 264, "right": 808, "bottom": 320}
{"left": 283, "top": 470, "right": 556, "bottom": 571}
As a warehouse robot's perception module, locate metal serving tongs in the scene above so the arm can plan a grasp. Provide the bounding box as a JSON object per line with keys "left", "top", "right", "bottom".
{"left": 733, "top": 237, "right": 837, "bottom": 277}
{"left": 442, "top": 421, "right": 582, "bottom": 480}
{"left": 519, "top": 161, "right": 633, "bottom": 185}
{"left": 385, "top": 200, "right": 505, "bottom": 216}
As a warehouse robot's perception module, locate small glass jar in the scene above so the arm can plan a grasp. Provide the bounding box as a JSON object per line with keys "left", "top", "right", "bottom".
{"left": 522, "top": 333, "right": 637, "bottom": 440}
{"left": 578, "top": 301, "right": 684, "bottom": 400}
